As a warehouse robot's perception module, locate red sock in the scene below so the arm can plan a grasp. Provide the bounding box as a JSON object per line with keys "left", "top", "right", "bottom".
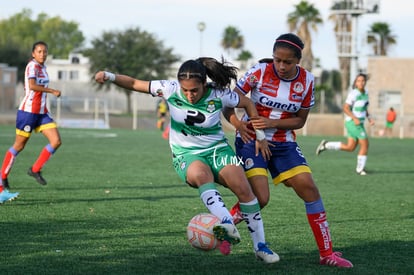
{"left": 307, "top": 212, "right": 333, "bottom": 257}
{"left": 229, "top": 202, "right": 241, "bottom": 216}
{"left": 1, "top": 149, "right": 17, "bottom": 180}
{"left": 162, "top": 125, "right": 170, "bottom": 140}
{"left": 32, "top": 146, "right": 54, "bottom": 172}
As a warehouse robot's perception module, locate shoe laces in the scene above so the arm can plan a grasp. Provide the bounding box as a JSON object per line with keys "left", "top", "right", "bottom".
{"left": 221, "top": 217, "right": 233, "bottom": 224}
{"left": 321, "top": 251, "right": 349, "bottom": 265}
{"left": 257, "top": 242, "right": 274, "bottom": 254}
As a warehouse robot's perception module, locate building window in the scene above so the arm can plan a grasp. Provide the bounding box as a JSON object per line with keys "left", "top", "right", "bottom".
{"left": 2, "top": 72, "right": 11, "bottom": 83}
{"left": 378, "top": 91, "right": 401, "bottom": 109}
{"left": 70, "top": 70, "right": 79, "bottom": 80}
{"left": 58, "top": 70, "right": 67, "bottom": 80}
{"left": 71, "top": 57, "right": 80, "bottom": 64}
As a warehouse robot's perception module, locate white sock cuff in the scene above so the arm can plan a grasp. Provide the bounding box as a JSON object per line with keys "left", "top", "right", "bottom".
{"left": 326, "top": 141, "right": 341, "bottom": 150}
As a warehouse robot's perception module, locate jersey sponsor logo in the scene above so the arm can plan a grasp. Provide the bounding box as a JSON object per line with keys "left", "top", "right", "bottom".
{"left": 261, "top": 83, "right": 278, "bottom": 97}
{"left": 258, "top": 96, "right": 299, "bottom": 112}
{"left": 37, "top": 79, "right": 49, "bottom": 85}
{"left": 184, "top": 110, "right": 205, "bottom": 126}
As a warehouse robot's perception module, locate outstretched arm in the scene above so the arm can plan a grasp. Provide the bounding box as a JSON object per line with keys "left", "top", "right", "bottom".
{"left": 94, "top": 71, "right": 151, "bottom": 94}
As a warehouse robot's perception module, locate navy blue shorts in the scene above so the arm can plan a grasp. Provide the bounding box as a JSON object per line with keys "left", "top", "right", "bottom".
{"left": 235, "top": 137, "right": 312, "bottom": 185}
{"left": 15, "top": 110, "right": 56, "bottom": 137}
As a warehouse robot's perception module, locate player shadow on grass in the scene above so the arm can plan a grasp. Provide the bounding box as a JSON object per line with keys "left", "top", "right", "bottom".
{"left": 364, "top": 169, "right": 414, "bottom": 174}
{"left": 1, "top": 218, "right": 412, "bottom": 274}
{"left": 5, "top": 193, "right": 197, "bottom": 206}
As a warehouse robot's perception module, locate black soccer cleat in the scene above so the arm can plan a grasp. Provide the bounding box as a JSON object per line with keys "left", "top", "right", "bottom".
{"left": 1, "top": 178, "right": 10, "bottom": 189}
{"left": 27, "top": 167, "right": 47, "bottom": 185}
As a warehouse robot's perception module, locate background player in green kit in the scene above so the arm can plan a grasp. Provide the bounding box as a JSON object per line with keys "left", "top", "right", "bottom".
{"left": 94, "top": 57, "right": 279, "bottom": 263}
{"left": 316, "top": 73, "right": 375, "bottom": 175}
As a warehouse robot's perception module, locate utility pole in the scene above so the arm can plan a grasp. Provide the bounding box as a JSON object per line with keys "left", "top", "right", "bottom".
{"left": 197, "top": 22, "right": 206, "bottom": 56}
{"left": 330, "top": 0, "right": 380, "bottom": 92}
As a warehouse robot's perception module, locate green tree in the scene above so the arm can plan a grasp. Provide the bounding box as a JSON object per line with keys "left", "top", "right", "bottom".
{"left": 314, "top": 69, "right": 342, "bottom": 113}
{"left": 287, "top": 0, "right": 323, "bottom": 71}
{"left": 237, "top": 50, "right": 253, "bottom": 70}
{"left": 221, "top": 26, "right": 244, "bottom": 59}
{"left": 84, "top": 27, "right": 181, "bottom": 114}
{"left": 367, "top": 22, "right": 397, "bottom": 56}
{"left": 0, "top": 8, "right": 85, "bottom": 82}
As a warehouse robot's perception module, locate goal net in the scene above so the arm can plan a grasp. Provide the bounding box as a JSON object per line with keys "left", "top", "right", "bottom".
{"left": 48, "top": 96, "right": 110, "bottom": 129}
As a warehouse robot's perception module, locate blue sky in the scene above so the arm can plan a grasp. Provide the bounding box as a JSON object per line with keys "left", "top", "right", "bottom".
{"left": 1, "top": 0, "right": 409, "bottom": 70}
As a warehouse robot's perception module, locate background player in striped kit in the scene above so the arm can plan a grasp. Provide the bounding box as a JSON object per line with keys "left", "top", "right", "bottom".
{"left": 1, "top": 41, "right": 62, "bottom": 194}
{"left": 226, "top": 33, "right": 353, "bottom": 268}
{"left": 316, "top": 73, "right": 375, "bottom": 175}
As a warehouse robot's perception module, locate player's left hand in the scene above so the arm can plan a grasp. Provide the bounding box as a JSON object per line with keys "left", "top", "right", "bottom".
{"left": 237, "top": 121, "right": 255, "bottom": 143}
{"left": 255, "top": 139, "right": 273, "bottom": 160}
{"left": 52, "top": 89, "right": 61, "bottom": 97}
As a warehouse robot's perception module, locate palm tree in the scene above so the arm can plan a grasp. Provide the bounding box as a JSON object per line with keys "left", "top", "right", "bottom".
{"left": 367, "top": 22, "right": 397, "bottom": 56}
{"left": 287, "top": 0, "right": 323, "bottom": 71}
{"left": 237, "top": 50, "right": 253, "bottom": 70}
{"left": 221, "top": 26, "right": 244, "bottom": 60}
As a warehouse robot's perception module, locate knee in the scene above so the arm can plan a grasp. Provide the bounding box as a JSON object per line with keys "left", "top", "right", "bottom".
{"left": 12, "top": 141, "right": 27, "bottom": 152}
{"left": 255, "top": 192, "right": 270, "bottom": 209}
{"left": 51, "top": 139, "right": 62, "bottom": 150}
{"left": 258, "top": 198, "right": 269, "bottom": 209}
{"left": 187, "top": 169, "right": 213, "bottom": 185}
{"left": 236, "top": 185, "right": 255, "bottom": 202}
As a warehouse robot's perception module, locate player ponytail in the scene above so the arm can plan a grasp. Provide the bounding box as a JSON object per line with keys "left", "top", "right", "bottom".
{"left": 177, "top": 57, "right": 238, "bottom": 90}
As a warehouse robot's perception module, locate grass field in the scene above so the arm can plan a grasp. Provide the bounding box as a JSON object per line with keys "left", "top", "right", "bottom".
{"left": 0, "top": 125, "right": 413, "bottom": 274}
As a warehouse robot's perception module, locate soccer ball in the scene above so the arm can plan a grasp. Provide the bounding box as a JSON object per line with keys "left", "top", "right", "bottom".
{"left": 187, "top": 213, "right": 220, "bottom": 251}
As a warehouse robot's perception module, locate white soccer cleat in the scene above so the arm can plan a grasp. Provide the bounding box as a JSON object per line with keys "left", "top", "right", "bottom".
{"left": 356, "top": 169, "right": 367, "bottom": 175}
{"left": 316, "top": 140, "right": 327, "bottom": 156}
{"left": 255, "top": 242, "right": 280, "bottom": 264}
{"left": 213, "top": 222, "right": 241, "bottom": 245}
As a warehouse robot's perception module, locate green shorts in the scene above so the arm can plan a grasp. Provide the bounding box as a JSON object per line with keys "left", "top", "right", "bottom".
{"left": 172, "top": 144, "right": 238, "bottom": 183}
{"left": 385, "top": 121, "right": 394, "bottom": 128}
{"left": 345, "top": 120, "right": 367, "bottom": 140}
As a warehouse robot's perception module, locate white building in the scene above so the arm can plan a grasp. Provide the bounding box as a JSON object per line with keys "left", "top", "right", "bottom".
{"left": 44, "top": 53, "right": 157, "bottom": 114}
{"left": 13, "top": 53, "right": 160, "bottom": 129}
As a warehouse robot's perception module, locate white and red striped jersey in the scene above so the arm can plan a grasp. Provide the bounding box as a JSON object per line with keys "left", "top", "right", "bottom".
{"left": 236, "top": 62, "right": 314, "bottom": 142}
{"left": 19, "top": 59, "right": 50, "bottom": 114}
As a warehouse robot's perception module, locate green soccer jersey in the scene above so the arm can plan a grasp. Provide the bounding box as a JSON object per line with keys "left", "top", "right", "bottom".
{"left": 149, "top": 80, "right": 240, "bottom": 156}
{"left": 344, "top": 88, "right": 369, "bottom": 122}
